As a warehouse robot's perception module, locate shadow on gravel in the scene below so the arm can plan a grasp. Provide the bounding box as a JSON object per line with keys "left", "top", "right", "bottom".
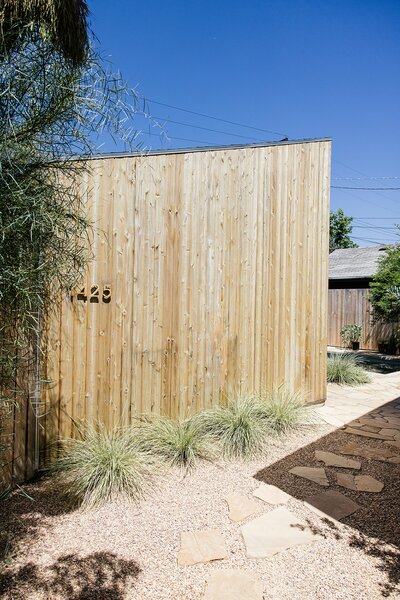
{"left": 0, "top": 474, "right": 75, "bottom": 561}
{"left": 0, "top": 551, "right": 141, "bottom": 600}
{"left": 254, "top": 397, "right": 400, "bottom": 597}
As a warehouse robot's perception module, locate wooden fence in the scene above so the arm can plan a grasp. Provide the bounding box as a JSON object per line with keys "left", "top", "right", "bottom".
{"left": 328, "top": 287, "right": 398, "bottom": 351}
{"left": 2, "top": 139, "right": 331, "bottom": 483}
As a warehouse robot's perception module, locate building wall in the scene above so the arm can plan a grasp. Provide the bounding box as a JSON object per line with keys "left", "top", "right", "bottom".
{"left": 31, "top": 139, "right": 331, "bottom": 467}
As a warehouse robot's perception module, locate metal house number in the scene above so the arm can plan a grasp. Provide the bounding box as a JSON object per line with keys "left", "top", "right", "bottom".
{"left": 72, "top": 285, "right": 112, "bottom": 304}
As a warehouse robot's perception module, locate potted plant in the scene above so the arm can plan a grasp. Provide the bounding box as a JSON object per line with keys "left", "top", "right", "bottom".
{"left": 340, "top": 324, "right": 363, "bottom": 351}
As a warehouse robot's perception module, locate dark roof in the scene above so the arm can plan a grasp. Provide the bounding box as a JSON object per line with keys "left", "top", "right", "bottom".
{"left": 80, "top": 137, "right": 331, "bottom": 160}
{"left": 329, "top": 246, "right": 387, "bottom": 280}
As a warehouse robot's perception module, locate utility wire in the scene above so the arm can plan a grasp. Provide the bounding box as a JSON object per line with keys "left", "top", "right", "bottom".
{"left": 144, "top": 114, "right": 266, "bottom": 142}
{"left": 144, "top": 97, "right": 288, "bottom": 138}
{"left": 332, "top": 176, "right": 400, "bottom": 181}
{"left": 332, "top": 185, "right": 400, "bottom": 190}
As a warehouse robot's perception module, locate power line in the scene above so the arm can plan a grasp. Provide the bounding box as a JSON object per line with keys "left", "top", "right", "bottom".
{"left": 332, "top": 176, "right": 400, "bottom": 181}
{"left": 353, "top": 225, "right": 398, "bottom": 230}
{"left": 144, "top": 97, "right": 288, "bottom": 138}
{"left": 140, "top": 130, "right": 214, "bottom": 145}
{"left": 353, "top": 217, "right": 400, "bottom": 220}
{"left": 332, "top": 185, "right": 400, "bottom": 190}
{"left": 350, "top": 236, "right": 392, "bottom": 244}
{"left": 143, "top": 114, "right": 266, "bottom": 142}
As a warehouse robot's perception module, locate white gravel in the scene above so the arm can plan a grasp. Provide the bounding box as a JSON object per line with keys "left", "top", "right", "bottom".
{"left": 1, "top": 424, "right": 399, "bottom": 599}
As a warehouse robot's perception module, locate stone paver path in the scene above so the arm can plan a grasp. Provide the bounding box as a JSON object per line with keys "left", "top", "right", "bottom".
{"left": 304, "top": 490, "right": 361, "bottom": 520}
{"left": 252, "top": 483, "right": 291, "bottom": 505}
{"left": 336, "top": 473, "right": 384, "bottom": 493}
{"left": 241, "top": 506, "right": 322, "bottom": 558}
{"left": 204, "top": 570, "right": 263, "bottom": 600}
{"left": 175, "top": 370, "right": 400, "bottom": 598}
{"left": 178, "top": 529, "right": 228, "bottom": 566}
{"left": 289, "top": 466, "right": 329, "bottom": 486}
{"left": 225, "top": 493, "right": 260, "bottom": 522}
{"left": 315, "top": 450, "right": 361, "bottom": 469}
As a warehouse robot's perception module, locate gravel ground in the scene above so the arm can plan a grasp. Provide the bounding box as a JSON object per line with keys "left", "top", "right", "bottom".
{"left": 0, "top": 423, "right": 399, "bottom": 600}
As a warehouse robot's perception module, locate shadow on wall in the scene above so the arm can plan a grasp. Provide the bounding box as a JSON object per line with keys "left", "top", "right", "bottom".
{"left": 254, "top": 397, "right": 400, "bottom": 597}
{"left": 0, "top": 551, "right": 141, "bottom": 600}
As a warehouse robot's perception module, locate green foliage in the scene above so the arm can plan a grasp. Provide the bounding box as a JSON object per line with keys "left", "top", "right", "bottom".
{"left": 137, "top": 416, "right": 215, "bottom": 470}
{"left": 327, "top": 353, "right": 371, "bottom": 386}
{"left": 54, "top": 423, "right": 155, "bottom": 509}
{"left": 0, "top": 17, "right": 150, "bottom": 475}
{"left": 196, "top": 397, "right": 270, "bottom": 459}
{"left": 377, "top": 332, "right": 400, "bottom": 355}
{"left": 329, "top": 208, "right": 358, "bottom": 253}
{"left": 0, "top": 0, "right": 90, "bottom": 66}
{"left": 369, "top": 243, "right": 400, "bottom": 323}
{"left": 340, "top": 324, "right": 363, "bottom": 344}
{"left": 256, "top": 389, "right": 312, "bottom": 434}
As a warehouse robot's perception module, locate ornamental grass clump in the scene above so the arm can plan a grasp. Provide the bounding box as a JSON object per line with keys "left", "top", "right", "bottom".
{"left": 197, "top": 396, "right": 273, "bottom": 460}
{"left": 137, "top": 416, "right": 215, "bottom": 470}
{"left": 55, "top": 422, "right": 155, "bottom": 510}
{"left": 327, "top": 353, "right": 372, "bottom": 386}
{"left": 258, "top": 389, "right": 312, "bottom": 434}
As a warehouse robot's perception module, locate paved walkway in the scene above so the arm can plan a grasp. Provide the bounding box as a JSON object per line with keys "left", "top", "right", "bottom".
{"left": 316, "top": 371, "right": 400, "bottom": 427}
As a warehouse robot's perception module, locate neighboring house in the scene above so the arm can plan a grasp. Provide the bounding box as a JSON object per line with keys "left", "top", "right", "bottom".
{"left": 328, "top": 246, "right": 395, "bottom": 350}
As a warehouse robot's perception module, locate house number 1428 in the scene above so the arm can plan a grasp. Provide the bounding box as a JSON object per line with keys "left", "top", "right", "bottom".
{"left": 73, "top": 285, "right": 111, "bottom": 303}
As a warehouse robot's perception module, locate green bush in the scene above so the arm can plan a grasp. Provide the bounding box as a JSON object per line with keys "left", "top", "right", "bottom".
{"left": 55, "top": 423, "right": 155, "bottom": 509}
{"left": 137, "top": 416, "right": 215, "bottom": 470}
{"left": 197, "top": 396, "right": 274, "bottom": 459}
{"left": 257, "top": 389, "right": 312, "bottom": 434}
{"left": 327, "top": 353, "right": 371, "bottom": 386}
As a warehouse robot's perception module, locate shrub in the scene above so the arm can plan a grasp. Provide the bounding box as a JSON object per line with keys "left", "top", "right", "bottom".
{"left": 197, "top": 396, "right": 274, "bottom": 459}
{"left": 54, "top": 423, "right": 155, "bottom": 509}
{"left": 137, "top": 416, "right": 215, "bottom": 470}
{"left": 257, "top": 389, "right": 312, "bottom": 434}
{"left": 340, "top": 324, "right": 363, "bottom": 345}
{"left": 327, "top": 353, "right": 371, "bottom": 386}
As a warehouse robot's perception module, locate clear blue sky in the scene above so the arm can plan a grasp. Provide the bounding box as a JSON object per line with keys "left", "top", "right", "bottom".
{"left": 89, "top": 0, "right": 400, "bottom": 246}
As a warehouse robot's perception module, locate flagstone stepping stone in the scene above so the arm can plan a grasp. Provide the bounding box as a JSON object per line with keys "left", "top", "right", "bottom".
{"left": 225, "top": 493, "right": 260, "bottom": 523}
{"left": 304, "top": 490, "right": 361, "bottom": 521}
{"left": 358, "top": 417, "right": 390, "bottom": 428}
{"left": 343, "top": 427, "right": 395, "bottom": 440}
{"left": 241, "top": 506, "right": 322, "bottom": 558}
{"left": 379, "top": 428, "right": 400, "bottom": 438}
{"left": 204, "top": 569, "right": 263, "bottom": 600}
{"left": 178, "top": 529, "right": 228, "bottom": 566}
{"left": 289, "top": 466, "right": 329, "bottom": 486}
{"left": 384, "top": 440, "right": 400, "bottom": 449}
{"left": 315, "top": 450, "right": 361, "bottom": 469}
{"left": 252, "top": 483, "right": 291, "bottom": 505}
{"left": 336, "top": 472, "right": 357, "bottom": 491}
{"left": 338, "top": 442, "right": 400, "bottom": 463}
{"left": 336, "top": 473, "right": 384, "bottom": 493}
{"left": 384, "top": 419, "right": 400, "bottom": 431}
{"left": 355, "top": 475, "right": 384, "bottom": 493}
{"left": 361, "top": 425, "right": 382, "bottom": 433}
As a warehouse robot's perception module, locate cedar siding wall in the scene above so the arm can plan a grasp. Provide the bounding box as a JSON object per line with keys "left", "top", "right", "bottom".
{"left": 328, "top": 287, "right": 397, "bottom": 351}
{"left": 4, "top": 139, "right": 332, "bottom": 482}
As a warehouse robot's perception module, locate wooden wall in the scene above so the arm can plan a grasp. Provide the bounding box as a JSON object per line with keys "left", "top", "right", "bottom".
{"left": 328, "top": 287, "right": 398, "bottom": 351}
{"left": 15, "top": 139, "right": 330, "bottom": 474}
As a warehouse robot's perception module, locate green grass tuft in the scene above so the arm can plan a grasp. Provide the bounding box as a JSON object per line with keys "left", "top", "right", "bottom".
{"left": 137, "top": 416, "right": 215, "bottom": 470}
{"left": 257, "top": 389, "right": 312, "bottom": 434}
{"left": 196, "top": 396, "right": 273, "bottom": 459}
{"left": 327, "top": 353, "right": 372, "bottom": 386}
{"left": 54, "top": 422, "right": 155, "bottom": 510}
